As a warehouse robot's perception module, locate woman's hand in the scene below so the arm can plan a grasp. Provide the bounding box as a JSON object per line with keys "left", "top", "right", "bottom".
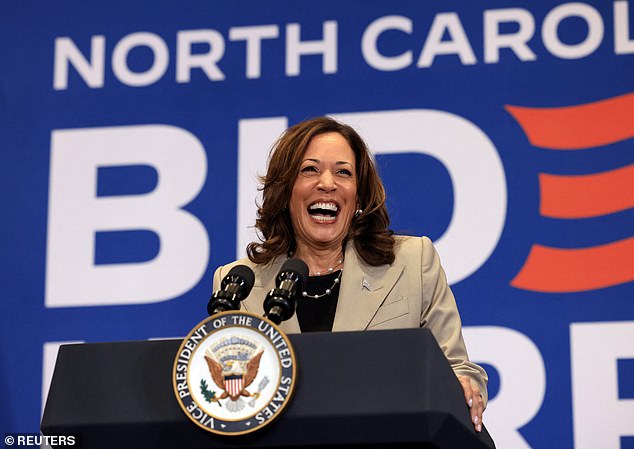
{"left": 458, "top": 375, "right": 484, "bottom": 432}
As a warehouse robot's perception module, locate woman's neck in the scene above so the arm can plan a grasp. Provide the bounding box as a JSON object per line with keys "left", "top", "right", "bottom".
{"left": 293, "top": 244, "right": 344, "bottom": 276}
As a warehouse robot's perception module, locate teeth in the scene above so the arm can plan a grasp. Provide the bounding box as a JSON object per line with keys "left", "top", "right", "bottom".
{"left": 309, "top": 202, "right": 338, "bottom": 212}
{"left": 312, "top": 215, "right": 336, "bottom": 223}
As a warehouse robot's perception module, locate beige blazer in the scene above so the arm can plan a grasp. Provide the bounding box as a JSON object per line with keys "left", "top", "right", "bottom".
{"left": 213, "top": 235, "right": 488, "bottom": 404}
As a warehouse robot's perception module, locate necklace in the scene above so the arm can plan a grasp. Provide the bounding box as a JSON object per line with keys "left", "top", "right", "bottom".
{"left": 302, "top": 269, "right": 343, "bottom": 299}
{"left": 288, "top": 251, "right": 344, "bottom": 299}
{"left": 313, "top": 257, "right": 344, "bottom": 276}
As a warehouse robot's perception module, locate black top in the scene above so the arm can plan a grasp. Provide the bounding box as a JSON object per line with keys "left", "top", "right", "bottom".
{"left": 296, "top": 270, "right": 341, "bottom": 332}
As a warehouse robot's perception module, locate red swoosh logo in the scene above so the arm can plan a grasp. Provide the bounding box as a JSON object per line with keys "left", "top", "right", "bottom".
{"left": 511, "top": 238, "right": 634, "bottom": 293}
{"left": 506, "top": 92, "right": 634, "bottom": 150}
{"left": 507, "top": 93, "right": 634, "bottom": 293}
{"left": 540, "top": 165, "right": 634, "bottom": 219}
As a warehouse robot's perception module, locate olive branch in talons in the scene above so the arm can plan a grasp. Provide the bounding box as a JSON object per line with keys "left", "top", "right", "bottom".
{"left": 200, "top": 379, "right": 222, "bottom": 407}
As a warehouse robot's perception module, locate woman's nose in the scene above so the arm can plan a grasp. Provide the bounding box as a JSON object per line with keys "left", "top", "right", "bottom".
{"left": 317, "top": 171, "right": 336, "bottom": 191}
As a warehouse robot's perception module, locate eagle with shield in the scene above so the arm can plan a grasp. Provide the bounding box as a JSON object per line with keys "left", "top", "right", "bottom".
{"left": 203, "top": 336, "right": 264, "bottom": 412}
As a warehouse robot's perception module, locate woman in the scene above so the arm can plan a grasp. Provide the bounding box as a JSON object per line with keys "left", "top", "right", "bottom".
{"left": 213, "top": 116, "right": 487, "bottom": 432}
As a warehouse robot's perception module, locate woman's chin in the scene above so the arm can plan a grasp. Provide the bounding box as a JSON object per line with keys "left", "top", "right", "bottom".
{"left": 303, "top": 228, "right": 346, "bottom": 247}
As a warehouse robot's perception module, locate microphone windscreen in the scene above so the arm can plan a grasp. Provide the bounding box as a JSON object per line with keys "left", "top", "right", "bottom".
{"left": 280, "top": 258, "right": 309, "bottom": 288}
{"left": 225, "top": 264, "right": 256, "bottom": 296}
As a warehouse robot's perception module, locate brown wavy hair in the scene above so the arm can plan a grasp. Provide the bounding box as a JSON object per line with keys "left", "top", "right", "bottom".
{"left": 247, "top": 116, "right": 395, "bottom": 266}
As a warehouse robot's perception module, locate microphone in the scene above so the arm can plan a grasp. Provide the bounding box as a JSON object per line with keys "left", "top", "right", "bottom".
{"left": 207, "top": 265, "right": 256, "bottom": 316}
{"left": 263, "top": 258, "right": 309, "bottom": 324}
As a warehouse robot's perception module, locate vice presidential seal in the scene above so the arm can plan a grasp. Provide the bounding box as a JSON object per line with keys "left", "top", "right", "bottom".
{"left": 173, "top": 311, "right": 296, "bottom": 435}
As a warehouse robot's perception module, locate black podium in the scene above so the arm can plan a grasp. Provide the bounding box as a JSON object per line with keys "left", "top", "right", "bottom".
{"left": 41, "top": 328, "right": 495, "bottom": 448}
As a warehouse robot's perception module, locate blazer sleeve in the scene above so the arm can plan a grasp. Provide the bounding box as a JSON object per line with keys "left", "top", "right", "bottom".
{"left": 419, "top": 236, "right": 489, "bottom": 406}
{"left": 212, "top": 265, "right": 223, "bottom": 292}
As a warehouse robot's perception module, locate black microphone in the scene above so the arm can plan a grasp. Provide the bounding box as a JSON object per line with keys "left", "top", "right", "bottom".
{"left": 207, "top": 265, "right": 256, "bottom": 316}
{"left": 263, "top": 258, "right": 309, "bottom": 324}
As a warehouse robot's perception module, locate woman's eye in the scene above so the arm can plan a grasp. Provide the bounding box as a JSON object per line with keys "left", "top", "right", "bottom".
{"left": 337, "top": 168, "right": 352, "bottom": 176}
{"left": 300, "top": 166, "right": 318, "bottom": 173}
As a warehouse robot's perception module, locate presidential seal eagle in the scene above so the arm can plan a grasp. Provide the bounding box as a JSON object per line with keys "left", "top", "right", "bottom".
{"left": 204, "top": 336, "right": 264, "bottom": 411}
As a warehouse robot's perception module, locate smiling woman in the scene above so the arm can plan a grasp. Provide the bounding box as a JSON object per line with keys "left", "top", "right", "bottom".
{"left": 213, "top": 116, "right": 488, "bottom": 432}
{"left": 247, "top": 117, "right": 394, "bottom": 268}
{"left": 289, "top": 133, "right": 358, "bottom": 269}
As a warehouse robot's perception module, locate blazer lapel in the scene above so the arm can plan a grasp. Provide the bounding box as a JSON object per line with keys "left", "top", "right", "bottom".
{"left": 332, "top": 242, "right": 404, "bottom": 332}
{"left": 248, "top": 244, "right": 403, "bottom": 334}
{"left": 279, "top": 307, "right": 301, "bottom": 334}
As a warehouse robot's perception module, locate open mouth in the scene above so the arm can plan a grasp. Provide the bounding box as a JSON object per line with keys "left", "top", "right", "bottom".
{"left": 307, "top": 201, "right": 339, "bottom": 223}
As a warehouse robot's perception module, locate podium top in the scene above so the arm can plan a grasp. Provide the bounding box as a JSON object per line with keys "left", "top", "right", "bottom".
{"left": 42, "top": 327, "right": 494, "bottom": 449}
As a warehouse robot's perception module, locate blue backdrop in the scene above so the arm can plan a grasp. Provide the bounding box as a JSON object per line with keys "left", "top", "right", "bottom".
{"left": 1, "top": 1, "right": 633, "bottom": 448}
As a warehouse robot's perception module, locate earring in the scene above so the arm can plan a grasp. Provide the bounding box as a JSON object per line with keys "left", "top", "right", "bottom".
{"left": 354, "top": 209, "right": 363, "bottom": 218}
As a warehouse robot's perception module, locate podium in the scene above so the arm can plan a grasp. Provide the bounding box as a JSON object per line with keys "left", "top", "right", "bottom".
{"left": 41, "top": 328, "right": 495, "bottom": 448}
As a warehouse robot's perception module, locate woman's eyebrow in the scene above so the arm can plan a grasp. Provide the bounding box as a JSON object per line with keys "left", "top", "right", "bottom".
{"left": 301, "top": 158, "right": 354, "bottom": 166}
